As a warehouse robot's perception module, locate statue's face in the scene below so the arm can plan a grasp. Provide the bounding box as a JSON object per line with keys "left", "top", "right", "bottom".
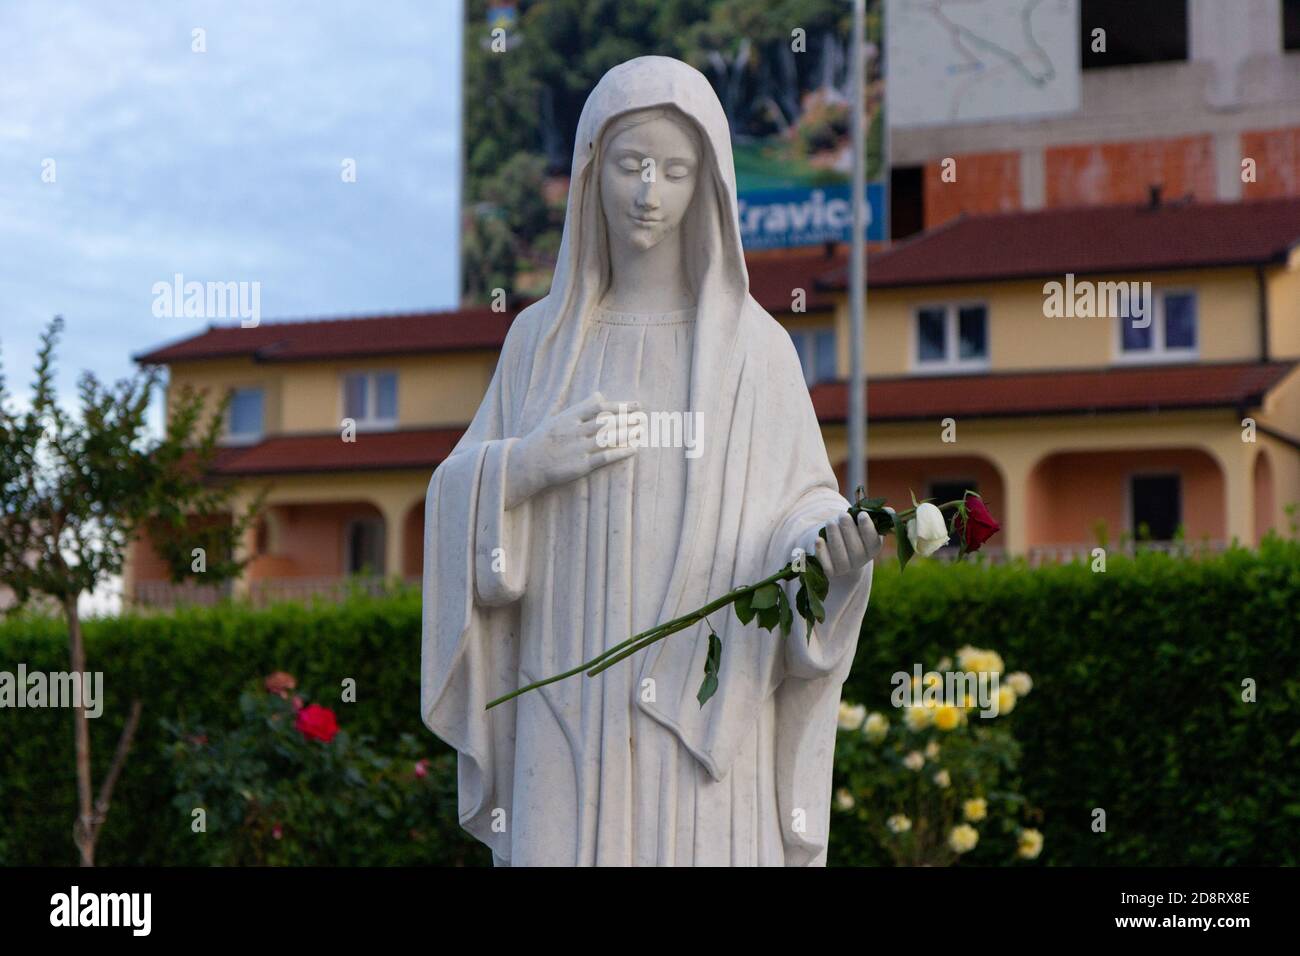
{"left": 599, "top": 113, "right": 700, "bottom": 253}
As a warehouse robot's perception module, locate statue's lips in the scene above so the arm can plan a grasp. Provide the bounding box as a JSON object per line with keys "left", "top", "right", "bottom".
{"left": 630, "top": 214, "right": 663, "bottom": 225}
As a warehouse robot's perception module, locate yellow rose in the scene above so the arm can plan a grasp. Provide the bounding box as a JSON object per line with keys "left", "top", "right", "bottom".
{"left": 924, "top": 740, "right": 941, "bottom": 760}
{"left": 963, "top": 798, "right": 987, "bottom": 822}
{"left": 948, "top": 823, "right": 979, "bottom": 854}
{"left": 1018, "top": 828, "right": 1044, "bottom": 859}
{"left": 997, "top": 685, "right": 1017, "bottom": 715}
{"left": 886, "top": 814, "right": 912, "bottom": 834}
{"left": 934, "top": 704, "right": 961, "bottom": 731}
{"left": 956, "top": 645, "right": 1004, "bottom": 675}
{"left": 903, "top": 705, "right": 933, "bottom": 731}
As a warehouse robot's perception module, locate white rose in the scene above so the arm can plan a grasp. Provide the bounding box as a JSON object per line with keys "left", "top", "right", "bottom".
{"left": 932, "top": 769, "right": 951, "bottom": 788}
{"left": 837, "top": 701, "right": 866, "bottom": 731}
{"left": 903, "top": 750, "right": 925, "bottom": 771}
{"left": 949, "top": 823, "right": 979, "bottom": 854}
{"left": 907, "top": 502, "right": 949, "bottom": 556}
{"left": 835, "top": 788, "right": 855, "bottom": 811}
{"left": 886, "top": 814, "right": 912, "bottom": 834}
{"left": 863, "top": 712, "right": 889, "bottom": 742}
{"left": 1007, "top": 672, "right": 1033, "bottom": 697}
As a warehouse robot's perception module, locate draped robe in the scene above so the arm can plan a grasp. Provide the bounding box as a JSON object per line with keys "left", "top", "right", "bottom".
{"left": 421, "top": 56, "right": 872, "bottom": 867}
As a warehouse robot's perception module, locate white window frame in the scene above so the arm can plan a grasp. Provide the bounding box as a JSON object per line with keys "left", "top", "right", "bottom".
{"left": 911, "top": 301, "right": 990, "bottom": 373}
{"left": 341, "top": 370, "right": 399, "bottom": 430}
{"left": 788, "top": 326, "right": 838, "bottom": 386}
{"left": 1113, "top": 288, "right": 1199, "bottom": 363}
{"left": 224, "top": 386, "right": 265, "bottom": 445}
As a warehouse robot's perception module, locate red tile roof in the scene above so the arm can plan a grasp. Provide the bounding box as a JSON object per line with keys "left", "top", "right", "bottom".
{"left": 137, "top": 308, "right": 518, "bottom": 365}
{"left": 820, "top": 196, "right": 1300, "bottom": 289}
{"left": 136, "top": 252, "right": 844, "bottom": 365}
{"left": 212, "top": 427, "right": 464, "bottom": 476}
{"left": 810, "top": 361, "right": 1297, "bottom": 422}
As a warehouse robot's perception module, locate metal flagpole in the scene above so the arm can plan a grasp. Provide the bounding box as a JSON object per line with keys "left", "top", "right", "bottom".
{"left": 848, "top": 0, "right": 867, "bottom": 495}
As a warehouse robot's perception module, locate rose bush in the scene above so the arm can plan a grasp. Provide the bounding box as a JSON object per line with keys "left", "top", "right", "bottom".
{"left": 831, "top": 646, "right": 1044, "bottom": 866}
{"left": 163, "top": 674, "right": 471, "bottom": 866}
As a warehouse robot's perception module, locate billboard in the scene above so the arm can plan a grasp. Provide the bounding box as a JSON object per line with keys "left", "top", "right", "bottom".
{"left": 461, "top": 0, "right": 887, "bottom": 303}
{"left": 885, "top": 0, "right": 1079, "bottom": 128}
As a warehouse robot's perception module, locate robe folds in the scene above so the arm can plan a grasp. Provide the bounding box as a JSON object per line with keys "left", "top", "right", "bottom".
{"left": 421, "top": 56, "right": 872, "bottom": 866}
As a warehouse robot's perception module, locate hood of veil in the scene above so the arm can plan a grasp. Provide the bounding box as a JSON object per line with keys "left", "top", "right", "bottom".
{"left": 517, "top": 55, "right": 751, "bottom": 434}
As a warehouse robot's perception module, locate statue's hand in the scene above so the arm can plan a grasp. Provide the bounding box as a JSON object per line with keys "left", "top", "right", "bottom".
{"left": 504, "top": 392, "right": 642, "bottom": 509}
{"left": 812, "top": 511, "right": 882, "bottom": 578}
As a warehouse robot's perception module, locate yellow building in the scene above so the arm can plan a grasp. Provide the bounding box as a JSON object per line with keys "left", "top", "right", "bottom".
{"left": 129, "top": 196, "right": 1300, "bottom": 604}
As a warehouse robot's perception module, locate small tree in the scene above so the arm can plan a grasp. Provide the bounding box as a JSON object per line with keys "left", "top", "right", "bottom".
{"left": 0, "top": 316, "right": 259, "bottom": 866}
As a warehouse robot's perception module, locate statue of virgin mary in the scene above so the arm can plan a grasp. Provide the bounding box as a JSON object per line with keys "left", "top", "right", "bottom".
{"left": 422, "top": 56, "right": 879, "bottom": 866}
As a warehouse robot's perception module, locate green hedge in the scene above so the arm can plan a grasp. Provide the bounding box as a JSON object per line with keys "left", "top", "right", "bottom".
{"left": 2, "top": 539, "right": 1297, "bottom": 866}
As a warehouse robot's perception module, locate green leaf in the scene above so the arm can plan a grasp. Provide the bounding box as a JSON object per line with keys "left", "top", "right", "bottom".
{"left": 805, "top": 555, "right": 829, "bottom": 601}
{"left": 756, "top": 602, "right": 781, "bottom": 631}
{"left": 697, "top": 632, "right": 722, "bottom": 707}
{"left": 750, "top": 582, "right": 780, "bottom": 609}
{"left": 777, "top": 587, "right": 793, "bottom": 636}
{"left": 897, "top": 524, "right": 915, "bottom": 571}
{"left": 734, "top": 591, "right": 756, "bottom": 625}
{"left": 808, "top": 585, "right": 825, "bottom": 623}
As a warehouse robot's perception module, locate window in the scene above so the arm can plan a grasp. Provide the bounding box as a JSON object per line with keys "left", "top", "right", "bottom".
{"left": 227, "top": 387, "right": 264, "bottom": 442}
{"left": 345, "top": 518, "right": 386, "bottom": 575}
{"left": 890, "top": 165, "right": 924, "bottom": 241}
{"left": 914, "top": 303, "right": 988, "bottom": 371}
{"left": 1285, "top": 0, "right": 1300, "bottom": 51}
{"left": 1081, "top": 0, "right": 1188, "bottom": 69}
{"left": 929, "top": 479, "right": 978, "bottom": 549}
{"left": 1130, "top": 474, "right": 1181, "bottom": 541}
{"left": 342, "top": 371, "right": 398, "bottom": 428}
{"left": 1117, "top": 290, "right": 1197, "bottom": 360}
{"left": 789, "top": 328, "right": 837, "bottom": 385}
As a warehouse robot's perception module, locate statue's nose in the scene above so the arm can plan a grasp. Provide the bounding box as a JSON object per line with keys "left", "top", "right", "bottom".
{"left": 636, "top": 178, "right": 660, "bottom": 209}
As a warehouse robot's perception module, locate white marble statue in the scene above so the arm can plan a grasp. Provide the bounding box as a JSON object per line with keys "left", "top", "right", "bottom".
{"left": 422, "top": 55, "right": 880, "bottom": 866}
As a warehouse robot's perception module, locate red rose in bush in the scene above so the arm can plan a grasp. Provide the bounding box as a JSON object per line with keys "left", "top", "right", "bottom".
{"left": 954, "top": 495, "right": 1001, "bottom": 553}
{"left": 295, "top": 704, "right": 339, "bottom": 743}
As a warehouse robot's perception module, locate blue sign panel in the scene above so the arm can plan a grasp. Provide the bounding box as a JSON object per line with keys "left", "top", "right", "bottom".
{"left": 738, "top": 183, "right": 887, "bottom": 249}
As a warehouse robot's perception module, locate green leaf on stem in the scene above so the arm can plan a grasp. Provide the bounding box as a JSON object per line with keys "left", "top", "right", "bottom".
{"left": 697, "top": 632, "right": 722, "bottom": 707}
{"left": 776, "top": 587, "right": 793, "bottom": 636}
{"left": 805, "top": 555, "right": 829, "bottom": 601}
{"left": 734, "top": 590, "right": 756, "bottom": 625}
{"left": 750, "top": 582, "right": 780, "bottom": 610}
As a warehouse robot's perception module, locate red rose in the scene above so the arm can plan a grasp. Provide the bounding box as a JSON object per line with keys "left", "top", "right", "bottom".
{"left": 954, "top": 495, "right": 1001, "bottom": 553}
{"left": 414, "top": 759, "right": 430, "bottom": 779}
{"left": 295, "top": 704, "right": 339, "bottom": 743}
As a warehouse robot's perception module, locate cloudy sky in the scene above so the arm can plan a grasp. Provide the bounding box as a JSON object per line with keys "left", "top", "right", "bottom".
{"left": 0, "top": 0, "right": 461, "bottom": 415}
